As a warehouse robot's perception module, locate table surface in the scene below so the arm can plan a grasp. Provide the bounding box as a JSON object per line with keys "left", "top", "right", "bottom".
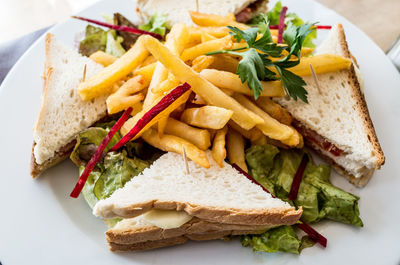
{"left": 1, "top": 0, "right": 399, "bottom": 51}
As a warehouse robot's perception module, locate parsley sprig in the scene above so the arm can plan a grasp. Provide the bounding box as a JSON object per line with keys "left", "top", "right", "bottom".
{"left": 206, "top": 20, "right": 314, "bottom": 102}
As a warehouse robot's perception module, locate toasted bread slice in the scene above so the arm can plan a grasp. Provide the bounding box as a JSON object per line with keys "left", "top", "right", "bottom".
{"left": 94, "top": 151, "right": 302, "bottom": 226}
{"left": 31, "top": 34, "right": 108, "bottom": 177}
{"left": 274, "top": 24, "right": 384, "bottom": 187}
{"left": 107, "top": 216, "right": 272, "bottom": 251}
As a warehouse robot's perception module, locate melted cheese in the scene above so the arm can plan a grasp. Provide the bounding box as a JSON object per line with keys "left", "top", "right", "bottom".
{"left": 142, "top": 209, "right": 193, "bottom": 229}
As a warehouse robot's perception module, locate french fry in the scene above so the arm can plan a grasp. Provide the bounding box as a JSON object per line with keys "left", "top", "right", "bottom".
{"left": 120, "top": 89, "right": 191, "bottom": 139}
{"left": 200, "top": 69, "right": 285, "bottom": 97}
{"left": 212, "top": 126, "right": 228, "bottom": 167}
{"left": 78, "top": 36, "right": 149, "bottom": 101}
{"left": 142, "top": 128, "right": 210, "bottom": 168}
{"left": 191, "top": 55, "right": 215, "bottom": 73}
{"left": 191, "top": 26, "right": 230, "bottom": 38}
{"left": 144, "top": 23, "right": 189, "bottom": 110}
{"left": 287, "top": 54, "right": 352, "bottom": 76}
{"left": 251, "top": 135, "right": 268, "bottom": 146}
{"left": 255, "top": 97, "right": 293, "bottom": 125}
{"left": 141, "top": 55, "right": 156, "bottom": 67}
{"left": 280, "top": 128, "right": 303, "bottom": 147}
{"left": 233, "top": 93, "right": 298, "bottom": 144}
{"left": 164, "top": 117, "right": 211, "bottom": 150}
{"left": 142, "top": 35, "right": 264, "bottom": 130}
{"left": 228, "top": 120, "right": 263, "bottom": 142}
{"left": 226, "top": 128, "right": 248, "bottom": 172}
{"left": 157, "top": 117, "right": 168, "bottom": 137}
{"left": 180, "top": 35, "right": 232, "bottom": 62}
{"left": 201, "top": 32, "right": 217, "bottom": 42}
{"left": 106, "top": 75, "right": 146, "bottom": 114}
{"left": 134, "top": 63, "right": 156, "bottom": 85}
{"left": 192, "top": 94, "right": 208, "bottom": 105}
{"left": 89, "top": 51, "right": 117, "bottom": 66}
{"left": 209, "top": 54, "right": 239, "bottom": 73}
{"left": 181, "top": 106, "right": 233, "bottom": 129}
{"left": 189, "top": 11, "right": 248, "bottom": 29}
{"left": 152, "top": 74, "right": 180, "bottom": 94}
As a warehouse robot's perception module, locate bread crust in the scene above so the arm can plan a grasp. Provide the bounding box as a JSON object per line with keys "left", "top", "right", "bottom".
{"left": 99, "top": 200, "right": 302, "bottom": 226}
{"left": 30, "top": 140, "right": 76, "bottom": 178}
{"left": 335, "top": 24, "right": 385, "bottom": 168}
{"left": 108, "top": 227, "right": 267, "bottom": 252}
{"left": 106, "top": 217, "right": 273, "bottom": 245}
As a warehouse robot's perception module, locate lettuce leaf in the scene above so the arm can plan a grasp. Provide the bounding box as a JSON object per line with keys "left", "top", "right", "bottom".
{"left": 241, "top": 226, "right": 301, "bottom": 254}
{"left": 243, "top": 144, "right": 363, "bottom": 253}
{"left": 79, "top": 25, "right": 126, "bottom": 57}
{"left": 113, "top": 13, "right": 140, "bottom": 50}
{"left": 105, "top": 30, "right": 126, "bottom": 57}
{"left": 79, "top": 25, "right": 108, "bottom": 57}
{"left": 245, "top": 145, "right": 363, "bottom": 226}
{"left": 70, "top": 126, "right": 150, "bottom": 212}
{"left": 139, "top": 13, "right": 168, "bottom": 37}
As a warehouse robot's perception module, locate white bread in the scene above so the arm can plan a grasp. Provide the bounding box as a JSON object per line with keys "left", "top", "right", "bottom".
{"left": 31, "top": 34, "right": 108, "bottom": 176}
{"left": 274, "top": 24, "right": 384, "bottom": 186}
{"left": 106, "top": 215, "right": 272, "bottom": 249}
{"left": 136, "top": 0, "right": 268, "bottom": 26}
{"left": 94, "top": 151, "right": 302, "bottom": 225}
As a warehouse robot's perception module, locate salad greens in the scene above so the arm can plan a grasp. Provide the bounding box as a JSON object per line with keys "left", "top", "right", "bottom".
{"left": 242, "top": 144, "right": 363, "bottom": 254}
{"left": 70, "top": 123, "right": 162, "bottom": 215}
{"left": 139, "top": 13, "right": 168, "bottom": 38}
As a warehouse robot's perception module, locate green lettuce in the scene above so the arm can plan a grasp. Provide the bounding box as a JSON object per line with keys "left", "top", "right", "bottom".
{"left": 79, "top": 25, "right": 108, "bottom": 57}
{"left": 113, "top": 13, "right": 140, "bottom": 50}
{"left": 242, "top": 144, "right": 363, "bottom": 254}
{"left": 79, "top": 25, "right": 126, "bottom": 57}
{"left": 70, "top": 125, "right": 151, "bottom": 212}
{"left": 139, "top": 13, "right": 168, "bottom": 37}
{"left": 242, "top": 226, "right": 306, "bottom": 254}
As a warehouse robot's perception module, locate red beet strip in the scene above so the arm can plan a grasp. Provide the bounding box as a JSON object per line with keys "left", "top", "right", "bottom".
{"left": 110, "top": 83, "right": 191, "bottom": 151}
{"left": 269, "top": 25, "right": 332, "bottom": 30}
{"left": 277, "top": 6, "right": 288, "bottom": 43}
{"left": 70, "top": 107, "right": 133, "bottom": 198}
{"left": 72, "top": 16, "right": 163, "bottom": 40}
{"left": 232, "top": 163, "right": 274, "bottom": 197}
{"left": 288, "top": 154, "right": 309, "bottom": 201}
{"left": 297, "top": 221, "right": 327, "bottom": 247}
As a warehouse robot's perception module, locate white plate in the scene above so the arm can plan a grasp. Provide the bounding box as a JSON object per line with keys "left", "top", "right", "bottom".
{"left": 1, "top": 0, "right": 400, "bottom": 264}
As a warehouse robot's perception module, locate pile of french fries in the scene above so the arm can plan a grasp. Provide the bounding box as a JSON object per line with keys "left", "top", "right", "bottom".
{"left": 78, "top": 11, "right": 352, "bottom": 172}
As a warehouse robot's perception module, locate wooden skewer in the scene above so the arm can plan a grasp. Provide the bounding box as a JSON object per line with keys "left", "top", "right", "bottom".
{"left": 182, "top": 145, "right": 190, "bottom": 174}
{"left": 309, "top": 63, "right": 322, "bottom": 95}
{"left": 195, "top": 0, "right": 199, "bottom": 12}
{"left": 82, "top": 64, "right": 87, "bottom": 82}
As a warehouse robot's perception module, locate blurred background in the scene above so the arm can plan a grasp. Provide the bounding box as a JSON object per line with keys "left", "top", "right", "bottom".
{"left": 0, "top": 0, "right": 399, "bottom": 51}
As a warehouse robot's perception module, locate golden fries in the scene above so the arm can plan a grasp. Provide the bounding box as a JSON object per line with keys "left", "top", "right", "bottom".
{"left": 233, "top": 94, "right": 298, "bottom": 144}
{"left": 200, "top": 69, "right": 285, "bottom": 97}
{"left": 120, "top": 89, "right": 191, "bottom": 139}
{"left": 209, "top": 54, "right": 239, "bottom": 73}
{"left": 255, "top": 97, "right": 293, "bottom": 125}
{"left": 152, "top": 74, "right": 180, "bottom": 94}
{"left": 89, "top": 51, "right": 117, "bottom": 66}
{"left": 142, "top": 35, "right": 263, "bottom": 130}
{"left": 78, "top": 36, "right": 149, "bottom": 100}
{"left": 164, "top": 118, "right": 211, "bottom": 150}
{"left": 181, "top": 106, "right": 233, "bottom": 129}
{"left": 228, "top": 120, "right": 263, "bottom": 142}
{"left": 180, "top": 35, "right": 232, "bottom": 62}
{"left": 106, "top": 75, "right": 146, "bottom": 114}
{"left": 201, "top": 32, "right": 217, "bottom": 42}
{"left": 191, "top": 55, "right": 215, "bottom": 73}
{"left": 189, "top": 26, "right": 230, "bottom": 38}
{"left": 212, "top": 126, "right": 228, "bottom": 167}
{"left": 134, "top": 63, "right": 156, "bottom": 85}
{"left": 288, "top": 54, "right": 352, "bottom": 76}
{"left": 227, "top": 128, "right": 248, "bottom": 172}
{"left": 189, "top": 11, "right": 248, "bottom": 29}
{"left": 142, "top": 129, "right": 210, "bottom": 168}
